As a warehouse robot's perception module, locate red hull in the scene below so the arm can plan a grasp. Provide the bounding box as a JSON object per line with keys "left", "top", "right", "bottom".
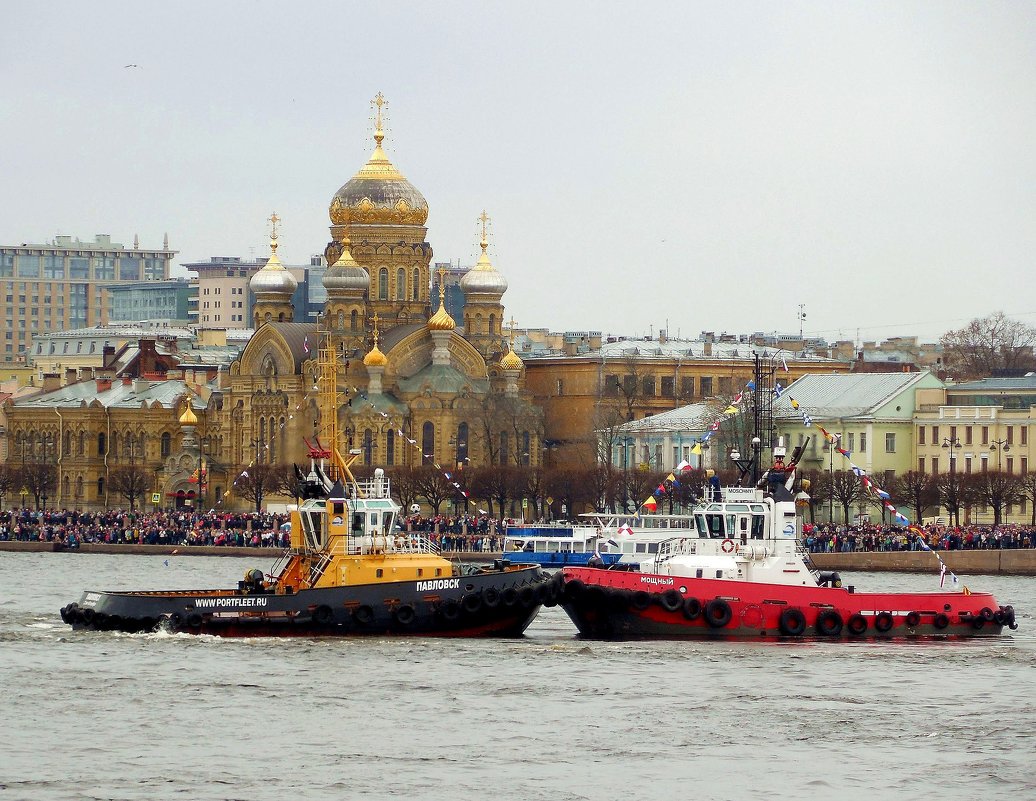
{"left": 557, "top": 567, "right": 1014, "bottom": 640}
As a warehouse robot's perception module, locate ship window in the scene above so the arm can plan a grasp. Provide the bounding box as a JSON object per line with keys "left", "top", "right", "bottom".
{"left": 352, "top": 514, "right": 364, "bottom": 532}
{"left": 376, "top": 569, "right": 383, "bottom": 578}
{"left": 417, "top": 569, "right": 423, "bottom": 577}
{"left": 696, "top": 569, "right": 703, "bottom": 578}
{"left": 435, "top": 568, "right": 442, "bottom": 577}
{"left": 706, "top": 513, "right": 724, "bottom": 538}
{"left": 715, "top": 570, "right": 723, "bottom": 579}
{"left": 333, "top": 502, "right": 345, "bottom": 515}
{"left": 647, "top": 542, "right": 658, "bottom": 553}
{"left": 370, "top": 513, "right": 379, "bottom": 526}
{"left": 752, "top": 514, "right": 765, "bottom": 539}
{"left": 695, "top": 515, "right": 707, "bottom": 536}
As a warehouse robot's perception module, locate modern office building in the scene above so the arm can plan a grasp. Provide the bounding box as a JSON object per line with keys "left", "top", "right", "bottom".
{"left": 182, "top": 255, "right": 309, "bottom": 329}
{"left": 0, "top": 234, "right": 176, "bottom": 364}
{"left": 107, "top": 278, "right": 192, "bottom": 323}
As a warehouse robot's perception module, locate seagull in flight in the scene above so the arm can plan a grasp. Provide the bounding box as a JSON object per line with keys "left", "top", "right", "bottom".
{"left": 124, "top": 64, "right": 141, "bottom": 68}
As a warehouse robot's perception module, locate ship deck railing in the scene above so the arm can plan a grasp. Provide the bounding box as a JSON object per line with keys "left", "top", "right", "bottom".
{"left": 654, "top": 536, "right": 698, "bottom": 564}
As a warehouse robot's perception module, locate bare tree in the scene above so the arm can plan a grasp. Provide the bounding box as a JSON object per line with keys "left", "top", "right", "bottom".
{"left": 108, "top": 464, "right": 154, "bottom": 511}
{"left": 893, "top": 471, "right": 939, "bottom": 523}
{"left": 232, "top": 463, "right": 285, "bottom": 513}
{"left": 830, "top": 470, "right": 868, "bottom": 524}
{"left": 17, "top": 462, "right": 57, "bottom": 510}
{"left": 934, "top": 470, "right": 977, "bottom": 527}
{"left": 971, "top": 470, "right": 1024, "bottom": 527}
{"left": 1020, "top": 472, "right": 1036, "bottom": 526}
{"left": 468, "top": 465, "right": 522, "bottom": 520}
{"left": 801, "top": 469, "right": 831, "bottom": 525}
{"left": 388, "top": 466, "right": 421, "bottom": 513}
{"left": 413, "top": 465, "right": 455, "bottom": 514}
{"left": 0, "top": 464, "right": 15, "bottom": 509}
{"left": 939, "top": 311, "right": 1036, "bottom": 380}
{"left": 470, "top": 394, "right": 543, "bottom": 467}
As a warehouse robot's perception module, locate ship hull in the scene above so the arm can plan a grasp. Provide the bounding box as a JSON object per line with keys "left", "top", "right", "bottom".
{"left": 556, "top": 567, "right": 1015, "bottom": 640}
{"left": 60, "top": 565, "right": 553, "bottom": 638}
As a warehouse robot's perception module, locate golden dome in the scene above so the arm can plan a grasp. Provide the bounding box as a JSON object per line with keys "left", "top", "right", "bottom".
{"left": 179, "top": 402, "right": 198, "bottom": 426}
{"left": 500, "top": 348, "right": 524, "bottom": 371}
{"left": 428, "top": 299, "right": 456, "bottom": 331}
{"left": 363, "top": 344, "right": 388, "bottom": 368}
{"left": 328, "top": 94, "right": 428, "bottom": 228}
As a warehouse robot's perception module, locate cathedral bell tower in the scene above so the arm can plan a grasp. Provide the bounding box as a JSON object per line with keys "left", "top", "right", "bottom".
{"left": 461, "top": 210, "right": 508, "bottom": 359}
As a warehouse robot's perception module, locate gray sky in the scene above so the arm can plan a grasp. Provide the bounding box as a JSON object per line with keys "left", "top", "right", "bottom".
{"left": 3, "top": 1, "right": 1034, "bottom": 344}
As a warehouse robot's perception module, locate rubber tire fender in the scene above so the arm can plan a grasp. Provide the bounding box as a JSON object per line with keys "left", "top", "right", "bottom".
{"left": 482, "top": 587, "right": 501, "bottom": 609}
{"left": 462, "top": 593, "right": 483, "bottom": 614}
{"left": 186, "top": 613, "right": 203, "bottom": 629}
{"left": 562, "top": 579, "right": 585, "bottom": 601}
{"left": 847, "top": 613, "right": 868, "bottom": 636}
{"left": 354, "top": 605, "right": 375, "bottom": 625}
{"left": 905, "top": 611, "right": 921, "bottom": 628}
{"left": 501, "top": 587, "right": 519, "bottom": 608}
{"left": 631, "top": 590, "right": 652, "bottom": 611}
{"left": 660, "top": 589, "right": 683, "bottom": 612}
{"left": 682, "top": 597, "right": 703, "bottom": 621}
{"left": 518, "top": 585, "right": 537, "bottom": 607}
{"left": 313, "top": 605, "right": 334, "bottom": 625}
{"left": 874, "top": 612, "right": 894, "bottom": 633}
{"left": 816, "top": 610, "right": 843, "bottom": 636}
{"left": 933, "top": 613, "right": 949, "bottom": 630}
{"left": 980, "top": 607, "right": 994, "bottom": 621}
{"left": 778, "top": 608, "right": 807, "bottom": 636}
{"left": 704, "top": 599, "right": 733, "bottom": 629}
{"left": 394, "top": 604, "right": 416, "bottom": 626}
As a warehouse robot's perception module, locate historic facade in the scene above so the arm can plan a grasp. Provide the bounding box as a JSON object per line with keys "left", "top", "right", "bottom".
{"left": 1, "top": 95, "right": 542, "bottom": 512}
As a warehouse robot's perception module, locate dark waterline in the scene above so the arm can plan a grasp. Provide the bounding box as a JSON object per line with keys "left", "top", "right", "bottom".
{"left": 2, "top": 552, "right": 1034, "bottom": 801}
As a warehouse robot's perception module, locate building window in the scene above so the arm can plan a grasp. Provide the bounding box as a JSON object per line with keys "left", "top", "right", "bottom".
{"left": 1022, "top": 457, "right": 1028, "bottom": 474}
{"left": 965, "top": 426, "right": 973, "bottom": 445}
{"left": 395, "top": 268, "right": 406, "bottom": 301}
{"left": 457, "top": 422, "right": 469, "bottom": 465}
{"left": 885, "top": 432, "right": 896, "bottom": 453}
{"left": 522, "top": 432, "right": 531, "bottom": 466}
{"left": 412, "top": 268, "right": 420, "bottom": 301}
{"left": 700, "top": 377, "right": 714, "bottom": 397}
{"left": 680, "top": 377, "right": 693, "bottom": 398}
{"left": 16, "top": 255, "right": 40, "bottom": 278}
{"left": 421, "top": 421, "right": 434, "bottom": 464}
{"left": 932, "top": 425, "right": 939, "bottom": 443}
{"left": 847, "top": 432, "right": 855, "bottom": 452}
{"left": 931, "top": 456, "right": 939, "bottom": 474}
{"left": 918, "top": 426, "right": 926, "bottom": 445}
{"left": 1023, "top": 427, "right": 1029, "bottom": 446}
{"left": 642, "top": 376, "right": 655, "bottom": 396}
{"left": 161, "top": 431, "right": 171, "bottom": 457}
{"left": 918, "top": 457, "right": 925, "bottom": 473}
{"left": 1007, "top": 426, "right": 1014, "bottom": 445}
{"left": 97, "top": 477, "right": 105, "bottom": 498}
{"left": 1006, "top": 457, "right": 1014, "bottom": 475}
{"left": 860, "top": 432, "right": 867, "bottom": 452}
{"left": 378, "top": 268, "right": 389, "bottom": 300}
{"left": 965, "top": 457, "right": 973, "bottom": 474}
{"left": 604, "top": 375, "right": 618, "bottom": 396}
{"left": 386, "top": 428, "right": 395, "bottom": 466}
{"left": 97, "top": 433, "right": 106, "bottom": 455}
{"left": 982, "top": 426, "right": 988, "bottom": 445}
{"left": 622, "top": 375, "right": 636, "bottom": 395}
{"left": 661, "top": 376, "right": 674, "bottom": 397}
{"left": 556, "top": 379, "right": 564, "bottom": 396}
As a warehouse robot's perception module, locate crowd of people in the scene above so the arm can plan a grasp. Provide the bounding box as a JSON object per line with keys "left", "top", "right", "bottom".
{"left": 802, "top": 522, "right": 1036, "bottom": 552}
{"left": 5, "top": 505, "right": 1036, "bottom": 554}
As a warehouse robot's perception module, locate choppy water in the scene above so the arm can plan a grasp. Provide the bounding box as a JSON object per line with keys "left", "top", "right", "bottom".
{"left": 1, "top": 552, "right": 1034, "bottom": 801}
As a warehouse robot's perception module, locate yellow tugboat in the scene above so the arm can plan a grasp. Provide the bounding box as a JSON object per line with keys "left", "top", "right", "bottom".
{"left": 61, "top": 331, "right": 551, "bottom": 637}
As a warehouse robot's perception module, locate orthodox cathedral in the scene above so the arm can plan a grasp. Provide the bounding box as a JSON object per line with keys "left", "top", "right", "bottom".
{"left": 220, "top": 94, "right": 542, "bottom": 478}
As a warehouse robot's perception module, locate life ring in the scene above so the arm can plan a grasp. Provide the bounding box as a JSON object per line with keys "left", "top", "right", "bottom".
{"left": 874, "top": 612, "right": 894, "bottom": 633}
{"left": 483, "top": 587, "right": 501, "bottom": 608}
{"left": 847, "top": 614, "right": 868, "bottom": 636}
{"left": 778, "top": 608, "right": 806, "bottom": 636}
{"left": 354, "top": 605, "right": 375, "bottom": 625}
{"left": 631, "top": 590, "right": 652, "bottom": 611}
{"left": 439, "top": 600, "right": 461, "bottom": 622}
{"left": 816, "top": 610, "right": 843, "bottom": 636}
{"left": 682, "top": 597, "right": 703, "bottom": 620}
{"left": 313, "top": 605, "right": 333, "bottom": 626}
{"left": 186, "top": 613, "right": 203, "bottom": 629}
{"left": 933, "top": 613, "right": 949, "bottom": 630}
{"left": 704, "top": 599, "right": 733, "bottom": 628}
{"left": 721, "top": 539, "right": 735, "bottom": 554}
{"left": 660, "top": 589, "right": 683, "bottom": 612}
{"left": 501, "top": 587, "right": 520, "bottom": 607}
{"left": 462, "top": 593, "right": 483, "bottom": 614}
{"left": 394, "top": 604, "right": 416, "bottom": 626}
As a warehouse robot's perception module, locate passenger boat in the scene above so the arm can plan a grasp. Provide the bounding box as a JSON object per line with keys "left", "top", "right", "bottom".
{"left": 555, "top": 450, "right": 1016, "bottom": 640}
{"left": 60, "top": 333, "right": 552, "bottom": 638}
{"left": 503, "top": 523, "right": 621, "bottom": 567}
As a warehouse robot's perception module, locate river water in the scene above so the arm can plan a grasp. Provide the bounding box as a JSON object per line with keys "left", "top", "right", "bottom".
{"left": 1, "top": 552, "right": 1034, "bottom": 801}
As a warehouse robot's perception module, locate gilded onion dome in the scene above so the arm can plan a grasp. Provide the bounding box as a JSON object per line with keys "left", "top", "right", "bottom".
{"left": 179, "top": 400, "right": 198, "bottom": 426}
{"left": 249, "top": 232, "right": 298, "bottom": 296}
{"left": 323, "top": 236, "right": 369, "bottom": 294}
{"left": 329, "top": 93, "right": 429, "bottom": 228}
{"left": 363, "top": 314, "right": 389, "bottom": 366}
{"left": 427, "top": 268, "right": 456, "bottom": 331}
{"left": 500, "top": 347, "right": 523, "bottom": 371}
{"left": 460, "top": 233, "right": 508, "bottom": 295}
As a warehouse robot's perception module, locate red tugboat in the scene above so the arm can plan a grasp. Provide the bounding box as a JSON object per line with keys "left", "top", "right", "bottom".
{"left": 557, "top": 442, "right": 1016, "bottom": 641}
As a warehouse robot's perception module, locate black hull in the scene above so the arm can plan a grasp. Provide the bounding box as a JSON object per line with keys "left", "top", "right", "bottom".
{"left": 60, "top": 565, "right": 556, "bottom": 638}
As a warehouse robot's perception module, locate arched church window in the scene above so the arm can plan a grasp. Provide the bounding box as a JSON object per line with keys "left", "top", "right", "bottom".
{"left": 363, "top": 428, "right": 373, "bottom": 465}
{"left": 337, "top": 311, "right": 345, "bottom": 330}
{"left": 97, "top": 476, "right": 105, "bottom": 499}
{"left": 396, "top": 268, "right": 406, "bottom": 301}
{"left": 476, "top": 313, "right": 483, "bottom": 334}
{"left": 457, "top": 422, "right": 469, "bottom": 465}
{"left": 78, "top": 431, "right": 86, "bottom": 456}
{"left": 489, "top": 314, "right": 496, "bottom": 335}
{"left": 378, "top": 268, "right": 389, "bottom": 300}
{"left": 63, "top": 430, "right": 72, "bottom": 455}
{"left": 386, "top": 428, "right": 395, "bottom": 466}
{"left": 97, "top": 433, "right": 106, "bottom": 456}
{"left": 522, "top": 431, "right": 531, "bottom": 466}
{"left": 350, "top": 310, "right": 358, "bottom": 331}
{"left": 63, "top": 475, "right": 70, "bottom": 498}
{"left": 422, "top": 421, "right": 434, "bottom": 465}
{"left": 75, "top": 475, "right": 83, "bottom": 500}
{"left": 259, "top": 419, "right": 267, "bottom": 464}
{"left": 161, "top": 432, "right": 171, "bottom": 457}
{"left": 412, "top": 268, "right": 421, "bottom": 301}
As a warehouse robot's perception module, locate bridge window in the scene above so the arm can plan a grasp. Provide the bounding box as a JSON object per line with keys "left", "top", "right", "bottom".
{"left": 706, "top": 513, "right": 724, "bottom": 538}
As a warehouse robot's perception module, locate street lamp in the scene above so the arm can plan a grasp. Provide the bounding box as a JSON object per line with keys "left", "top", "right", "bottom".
{"left": 990, "top": 438, "right": 1010, "bottom": 472}
{"left": 942, "top": 436, "right": 962, "bottom": 526}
